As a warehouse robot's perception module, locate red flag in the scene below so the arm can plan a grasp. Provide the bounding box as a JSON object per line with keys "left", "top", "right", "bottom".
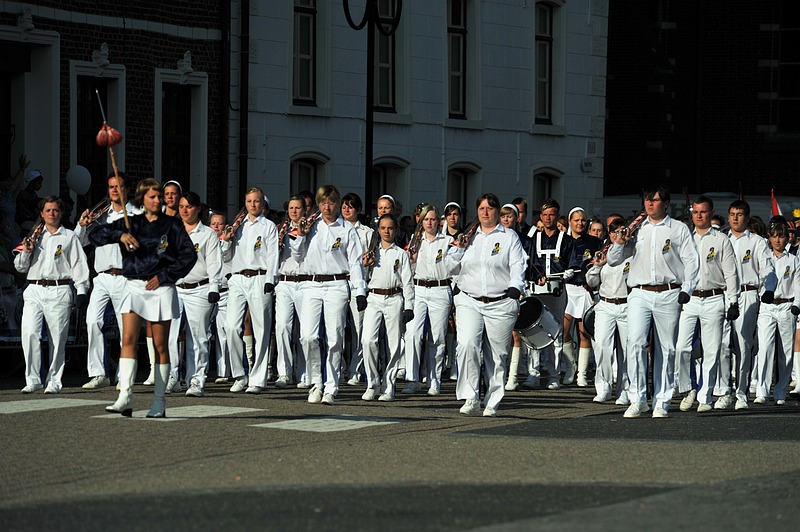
{"left": 771, "top": 188, "right": 783, "bottom": 217}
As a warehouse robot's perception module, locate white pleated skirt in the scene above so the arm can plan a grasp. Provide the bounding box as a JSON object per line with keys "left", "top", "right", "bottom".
{"left": 564, "top": 283, "right": 593, "bottom": 320}
{"left": 120, "top": 279, "right": 180, "bottom": 322}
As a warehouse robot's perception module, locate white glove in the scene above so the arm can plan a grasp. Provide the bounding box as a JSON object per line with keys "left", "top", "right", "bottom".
{"left": 562, "top": 269, "right": 575, "bottom": 281}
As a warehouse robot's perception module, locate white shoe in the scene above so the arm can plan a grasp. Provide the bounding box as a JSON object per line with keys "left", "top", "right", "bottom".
{"left": 165, "top": 376, "right": 181, "bottom": 394}
{"left": 562, "top": 364, "right": 576, "bottom": 386}
{"left": 652, "top": 407, "right": 669, "bottom": 418}
{"left": 593, "top": 391, "right": 612, "bottom": 403}
{"left": 754, "top": 396, "right": 767, "bottom": 404}
{"left": 378, "top": 393, "right": 395, "bottom": 402}
{"left": 230, "top": 377, "right": 248, "bottom": 393}
{"left": 44, "top": 385, "right": 59, "bottom": 394}
{"left": 427, "top": 384, "right": 441, "bottom": 396}
{"left": 346, "top": 375, "right": 361, "bottom": 386}
{"left": 547, "top": 378, "right": 561, "bottom": 390}
{"left": 185, "top": 383, "right": 204, "bottom": 397}
{"left": 679, "top": 389, "right": 697, "bottom": 411}
{"left": 362, "top": 388, "right": 378, "bottom": 401}
{"left": 21, "top": 383, "right": 44, "bottom": 394}
{"left": 776, "top": 399, "right": 786, "bottom": 406}
{"left": 505, "top": 375, "right": 518, "bottom": 391}
{"left": 321, "top": 393, "right": 335, "bottom": 405}
{"left": 214, "top": 377, "right": 231, "bottom": 384}
{"left": 576, "top": 375, "right": 589, "bottom": 387}
{"left": 459, "top": 399, "right": 481, "bottom": 416}
{"left": 396, "top": 368, "right": 406, "bottom": 380}
{"left": 735, "top": 398, "right": 748, "bottom": 410}
{"left": 297, "top": 381, "right": 311, "bottom": 389}
{"left": 143, "top": 373, "right": 155, "bottom": 386}
{"left": 245, "top": 386, "right": 262, "bottom": 394}
{"left": 521, "top": 375, "right": 540, "bottom": 389}
{"left": 623, "top": 402, "right": 650, "bottom": 418}
{"left": 714, "top": 394, "right": 734, "bottom": 410}
{"left": 308, "top": 386, "right": 323, "bottom": 404}
{"left": 401, "top": 382, "right": 421, "bottom": 394}
{"left": 615, "top": 390, "right": 630, "bottom": 405}
{"left": 482, "top": 406, "right": 497, "bottom": 417}
{"left": 275, "top": 376, "right": 291, "bottom": 388}
{"left": 82, "top": 376, "right": 111, "bottom": 389}
{"left": 697, "top": 403, "right": 712, "bottom": 413}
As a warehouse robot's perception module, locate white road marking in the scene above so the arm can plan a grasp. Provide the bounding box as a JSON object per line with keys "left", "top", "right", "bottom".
{"left": 0, "top": 398, "right": 108, "bottom": 414}
{"left": 252, "top": 415, "right": 402, "bottom": 432}
{"left": 93, "top": 405, "right": 265, "bottom": 421}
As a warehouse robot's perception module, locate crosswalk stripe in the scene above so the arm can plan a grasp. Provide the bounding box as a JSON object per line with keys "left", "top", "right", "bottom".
{"left": 93, "top": 405, "right": 265, "bottom": 421}
{"left": 252, "top": 415, "right": 402, "bottom": 432}
{"left": 0, "top": 398, "right": 108, "bottom": 414}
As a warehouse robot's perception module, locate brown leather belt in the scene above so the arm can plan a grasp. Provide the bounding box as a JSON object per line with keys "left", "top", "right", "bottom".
{"left": 692, "top": 288, "right": 724, "bottom": 298}
{"left": 771, "top": 297, "right": 794, "bottom": 305}
{"left": 101, "top": 268, "right": 124, "bottom": 276}
{"left": 219, "top": 287, "right": 229, "bottom": 293}
{"left": 413, "top": 279, "right": 451, "bottom": 288}
{"left": 235, "top": 269, "right": 267, "bottom": 277}
{"left": 600, "top": 296, "right": 627, "bottom": 305}
{"left": 740, "top": 284, "right": 758, "bottom": 292}
{"left": 280, "top": 274, "right": 304, "bottom": 282}
{"left": 370, "top": 287, "right": 402, "bottom": 296}
{"left": 32, "top": 279, "right": 72, "bottom": 287}
{"left": 177, "top": 279, "right": 210, "bottom": 290}
{"left": 296, "top": 273, "right": 349, "bottom": 282}
{"left": 633, "top": 283, "right": 680, "bottom": 292}
{"left": 465, "top": 292, "right": 509, "bottom": 304}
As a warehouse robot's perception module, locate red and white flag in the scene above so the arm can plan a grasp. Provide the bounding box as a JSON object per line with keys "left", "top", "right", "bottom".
{"left": 771, "top": 188, "right": 782, "bottom": 217}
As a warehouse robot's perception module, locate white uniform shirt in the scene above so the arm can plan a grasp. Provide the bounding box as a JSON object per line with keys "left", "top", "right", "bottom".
{"left": 586, "top": 260, "right": 631, "bottom": 299}
{"left": 14, "top": 226, "right": 90, "bottom": 295}
{"left": 769, "top": 250, "right": 800, "bottom": 301}
{"left": 729, "top": 230, "right": 777, "bottom": 292}
{"left": 607, "top": 215, "right": 700, "bottom": 294}
{"left": 175, "top": 222, "right": 223, "bottom": 292}
{"left": 692, "top": 227, "right": 740, "bottom": 305}
{"left": 74, "top": 202, "right": 142, "bottom": 272}
{"left": 445, "top": 224, "right": 527, "bottom": 297}
{"left": 367, "top": 242, "right": 415, "bottom": 310}
{"left": 290, "top": 215, "right": 367, "bottom": 297}
{"left": 278, "top": 223, "right": 303, "bottom": 276}
{"left": 222, "top": 214, "right": 279, "bottom": 285}
{"left": 413, "top": 232, "right": 454, "bottom": 281}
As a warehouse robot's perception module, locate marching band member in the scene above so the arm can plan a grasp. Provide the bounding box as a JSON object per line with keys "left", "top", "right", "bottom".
{"left": 753, "top": 220, "right": 800, "bottom": 405}
{"left": 220, "top": 187, "right": 279, "bottom": 394}
{"left": 563, "top": 207, "right": 601, "bottom": 387}
{"left": 585, "top": 217, "right": 630, "bottom": 404}
{"left": 717, "top": 200, "right": 776, "bottom": 410}
{"left": 444, "top": 202, "right": 463, "bottom": 239}
{"left": 674, "top": 196, "right": 740, "bottom": 413}
{"left": 341, "top": 193, "right": 372, "bottom": 386}
{"left": 274, "top": 195, "right": 306, "bottom": 388}
{"left": 169, "top": 191, "right": 223, "bottom": 397}
{"left": 89, "top": 179, "right": 196, "bottom": 417}
{"left": 607, "top": 185, "right": 699, "bottom": 419}
{"left": 292, "top": 185, "right": 367, "bottom": 405}
{"left": 208, "top": 211, "right": 233, "bottom": 383}
{"left": 361, "top": 214, "right": 414, "bottom": 401}
{"left": 162, "top": 180, "right": 182, "bottom": 218}
{"left": 445, "top": 193, "right": 526, "bottom": 417}
{"left": 376, "top": 194, "right": 410, "bottom": 248}
{"left": 403, "top": 205, "right": 453, "bottom": 396}
{"left": 15, "top": 196, "right": 90, "bottom": 393}
{"left": 75, "top": 172, "right": 141, "bottom": 390}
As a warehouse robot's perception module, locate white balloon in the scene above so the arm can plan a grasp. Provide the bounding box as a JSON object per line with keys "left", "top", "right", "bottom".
{"left": 66, "top": 165, "right": 92, "bottom": 195}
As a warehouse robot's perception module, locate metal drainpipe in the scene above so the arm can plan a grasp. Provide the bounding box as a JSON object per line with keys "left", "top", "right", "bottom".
{"left": 238, "top": 0, "right": 250, "bottom": 205}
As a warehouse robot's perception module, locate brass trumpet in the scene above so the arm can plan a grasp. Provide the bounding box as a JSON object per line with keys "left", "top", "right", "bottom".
{"left": 405, "top": 216, "right": 426, "bottom": 256}
{"left": 364, "top": 228, "right": 381, "bottom": 280}
{"left": 277, "top": 215, "right": 292, "bottom": 251}
{"left": 290, "top": 208, "right": 321, "bottom": 237}
{"left": 14, "top": 218, "right": 45, "bottom": 253}
{"left": 454, "top": 218, "right": 480, "bottom": 248}
{"left": 221, "top": 207, "right": 248, "bottom": 239}
{"left": 86, "top": 197, "right": 112, "bottom": 223}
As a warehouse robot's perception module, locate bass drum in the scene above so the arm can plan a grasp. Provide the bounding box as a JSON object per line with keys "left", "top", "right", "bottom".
{"left": 514, "top": 297, "right": 560, "bottom": 350}
{"left": 583, "top": 302, "right": 597, "bottom": 340}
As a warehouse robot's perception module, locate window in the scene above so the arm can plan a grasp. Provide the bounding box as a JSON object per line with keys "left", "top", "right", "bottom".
{"left": 446, "top": 164, "right": 480, "bottom": 218}
{"left": 447, "top": 169, "right": 469, "bottom": 216}
{"left": 161, "top": 83, "right": 192, "bottom": 185}
{"left": 291, "top": 158, "right": 319, "bottom": 194}
{"left": 448, "top": 0, "right": 467, "bottom": 118}
{"left": 535, "top": 3, "right": 553, "bottom": 124}
{"left": 77, "top": 77, "right": 109, "bottom": 204}
{"left": 293, "top": 0, "right": 316, "bottom": 105}
{"left": 532, "top": 171, "right": 558, "bottom": 209}
{"left": 371, "top": 159, "right": 407, "bottom": 214}
{"left": 374, "top": 0, "right": 397, "bottom": 111}
{"left": 778, "top": 2, "right": 800, "bottom": 133}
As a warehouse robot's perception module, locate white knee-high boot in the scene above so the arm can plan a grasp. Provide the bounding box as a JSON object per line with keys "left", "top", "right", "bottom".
{"left": 143, "top": 337, "right": 156, "bottom": 385}
{"left": 562, "top": 342, "right": 576, "bottom": 385}
{"left": 147, "top": 364, "right": 170, "bottom": 418}
{"left": 577, "top": 347, "right": 591, "bottom": 387}
{"left": 505, "top": 346, "right": 521, "bottom": 390}
{"left": 107, "top": 358, "right": 137, "bottom": 417}
{"left": 244, "top": 335, "right": 255, "bottom": 370}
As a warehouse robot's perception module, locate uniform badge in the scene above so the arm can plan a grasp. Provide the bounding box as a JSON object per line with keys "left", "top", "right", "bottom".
{"left": 157, "top": 235, "right": 168, "bottom": 255}
{"left": 706, "top": 247, "right": 716, "bottom": 261}
{"left": 435, "top": 248, "right": 444, "bottom": 262}
{"left": 54, "top": 244, "right": 63, "bottom": 259}
{"left": 393, "top": 259, "right": 400, "bottom": 271}
{"left": 491, "top": 242, "right": 501, "bottom": 256}
{"left": 784, "top": 266, "right": 792, "bottom": 279}
{"left": 662, "top": 239, "right": 671, "bottom": 253}
{"left": 583, "top": 249, "right": 592, "bottom": 260}
{"left": 254, "top": 236, "right": 262, "bottom": 251}
{"left": 332, "top": 237, "right": 342, "bottom": 250}
{"left": 623, "top": 261, "right": 631, "bottom": 273}
{"left": 742, "top": 249, "right": 752, "bottom": 263}
{"left": 194, "top": 243, "right": 200, "bottom": 254}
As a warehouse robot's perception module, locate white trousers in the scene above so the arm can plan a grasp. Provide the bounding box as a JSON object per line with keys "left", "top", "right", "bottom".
{"left": 626, "top": 288, "right": 680, "bottom": 409}
{"left": 226, "top": 274, "right": 273, "bottom": 387}
{"left": 275, "top": 280, "right": 303, "bottom": 379}
{"left": 404, "top": 285, "right": 452, "bottom": 388}
{"left": 362, "top": 292, "right": 405, "bottom": 394}
{"left": 346, "top": 295, "right": 365, "bottom": 379}
{"left": 169, "top": 285, "right": 214, "bottom": 386}
{"left": 755, "top": 302, "right": 796, "bottom": 401}
{"left": 592, "top": 300, "right": 629, "bottom": 398}
{"left": 298, "top": 280, "right": 349, "bottom": 395}
{"left": 675, "top": 294, "right": 725, "bottom": 404}
{"left": 718, "top": 290, "right": 759, "bottom": 401}
{"left": 21, "top": 284, "right": 73, "bottom": 391}
{"left": 213, "top": 290, "right": 230, "bottom": 378}
{"left": 85, "top": 272, "right": 127, "bottom": 378}
{"left": 454, "top": 292, "right": 518, "bottom": 409}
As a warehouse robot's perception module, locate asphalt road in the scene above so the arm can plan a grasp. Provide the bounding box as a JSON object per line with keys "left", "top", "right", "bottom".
{"left": 1, "top": 364, "right": 799, "bottom": 531}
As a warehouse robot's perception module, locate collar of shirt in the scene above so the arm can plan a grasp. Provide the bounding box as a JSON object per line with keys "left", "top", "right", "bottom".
{"left": 322, "top": 216, "right": 345, "bottom": 228}
{"left": 244, "top": 214, "right": 267, "bottom": 227}
{"left": 642, "top": 215, "right": 672, "bottom": 228}
{"left": 479, "top": 223, "right": 505, "bottom": 236}
{"left": 187, "top": 221, "right": 205, "bottom": 235}
{"left": 44, "top": 225, "right": 65, "bottom": 237}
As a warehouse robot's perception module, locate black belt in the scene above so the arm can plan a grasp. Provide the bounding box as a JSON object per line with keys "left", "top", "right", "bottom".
{"left": 771, "top": 297, "right": 794, "bottom": 305}
{"left": 177, "top": 279, "right": 210, "bottom": 290}
{"left": 100, "top": 268, "right": 124, "bottom": 276}
{"left": 280, "top": 274, "right": 304, "bottom": 282}
{"left": 235, "top": 269, "right": 267, "bottom": 277}
{"left": 692, "top": 288, "right": 724, "bottom": 298}
{"left": 633, "top": 283, "right": 680, "bottom": 293}
{"left": 296, "top": 273, "right": 349, "bottom": 282}
{"left": 413, "top": 279, "right": 451, "bottom": 288}
{"left": 370, "top": 287, "right": 402, "bottom": 296}
{"left": 741, "top": 285, "right": 758, "bottom": 292}
{"left": 464, "top": 292, "right": 509, "bottom": 304}
{"left": 31, "top": 279, "right": 72, "bottom": 287}
{"left": 219, "top": 287, "right": 229, "bottom": 293}
{"left": 600, "top": 296, "right": 627, "bottom": 305}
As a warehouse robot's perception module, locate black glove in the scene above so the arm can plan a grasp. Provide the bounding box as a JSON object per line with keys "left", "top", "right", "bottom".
{"left": 506, "top": 287, "right": 521, "bottom": 300}
{"left": 792, "top": 305, "right": 800, "bottom": 317}
{"left": 356, "top": 295, "right": 367, "bottom": 312}
{"left": 761, "top": 290, "right": 774, "bottom": 304}
{"left": 263, "top": 283, "right": 275, "bottom": 294}
{"left": 452, "top": 285, "right": 461, "bottom": 296}
{"left": 75, "top": 294, "right": 88, "bottom": 309}
{"left": 403, "top": 309, "right": 414, "bottom": 324}
{"left": 207, "top": 291, "right": 220, "bottom": 303}
{"left": 678, "top": 292, "right": 690, "bottom": 305}
{"left": 726, "top": 304, "right": 739, "bottom": 321}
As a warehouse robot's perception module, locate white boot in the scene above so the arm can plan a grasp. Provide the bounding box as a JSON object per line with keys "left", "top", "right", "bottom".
{"left": 143, "top": 337, "right": 156, "bottom": 385}
{"left": 106, "top": 358, "right": 137, "bottom": 417}
{"left": 562, "top": 342, "right": 576, "bottom": 385}
{"left": 244, "top": 335, "right": 255, "bottom": 370}
{"left": 147, "top": 364, "right": 170, "bottom": 418}
{"left": 577, "top": 347, "right": 591, "bottom": 387}
{"left": 506, "top": 346, "right": 521, "bottom": 391}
